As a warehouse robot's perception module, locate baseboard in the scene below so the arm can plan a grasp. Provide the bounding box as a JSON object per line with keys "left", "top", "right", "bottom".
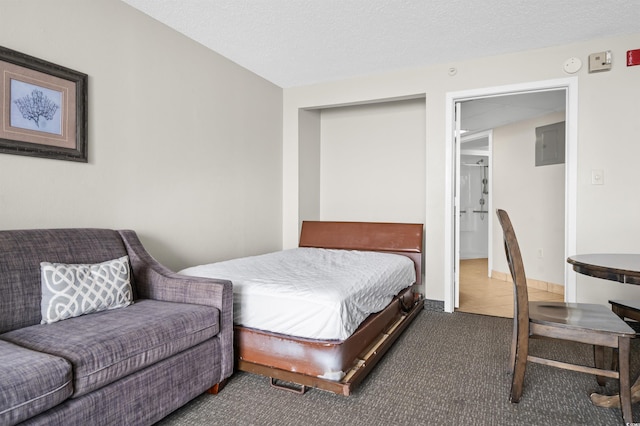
{"left": 491, "top": 270, "right": 564, "bottom": 295}
{"left": 423, "top": 299, "right": 445, "bottom": 312}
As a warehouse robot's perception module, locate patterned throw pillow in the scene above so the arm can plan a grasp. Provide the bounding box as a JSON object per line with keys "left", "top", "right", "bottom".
{"left": 40, "top": 256, "right": 133, "bottom": 324}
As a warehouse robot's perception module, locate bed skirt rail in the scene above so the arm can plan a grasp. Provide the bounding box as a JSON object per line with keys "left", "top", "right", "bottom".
{"left": 235, "top": 289, "right": 424, "bottom": 396}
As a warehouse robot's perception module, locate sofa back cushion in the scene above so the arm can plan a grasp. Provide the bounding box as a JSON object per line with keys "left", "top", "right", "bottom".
{"left": 0, "top": 229, "right": 129, "bottom": 333}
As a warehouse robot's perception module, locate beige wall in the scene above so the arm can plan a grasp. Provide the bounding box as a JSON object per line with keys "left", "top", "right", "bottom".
{"left": 319, "top": 98, "right": 426, "bottom": 224}
{"left": 298, "top": 108, "right": 321, "bottom": 226}
{"left": 284, "top": 32, "right": 640, "bottom": 305}
{"left": 0, "top": 0, "right": 283, "bottom": 270}
{"left": 491, "top": 112, "right": 566, "bottom": 286}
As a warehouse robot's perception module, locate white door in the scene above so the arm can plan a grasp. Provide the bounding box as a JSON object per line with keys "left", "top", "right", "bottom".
{"left": 444, "top": 78, "right": 578, "bottom": 313}
{"left": 453, "top": 102, "right": 462, "bottom": 308}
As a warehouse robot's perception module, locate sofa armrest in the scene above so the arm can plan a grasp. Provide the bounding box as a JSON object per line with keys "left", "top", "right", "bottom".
{"left": 117, "top": 230, "right": 234, "bottom": 379}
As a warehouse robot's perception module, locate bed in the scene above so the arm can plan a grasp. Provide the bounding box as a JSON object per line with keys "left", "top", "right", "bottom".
{"left": 180, "top": 221, "right": 424, "bottom": 395}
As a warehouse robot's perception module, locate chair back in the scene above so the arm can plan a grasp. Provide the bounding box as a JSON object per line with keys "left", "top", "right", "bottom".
{"left": 496, "top": 209, "right": 530, "bottom": 323}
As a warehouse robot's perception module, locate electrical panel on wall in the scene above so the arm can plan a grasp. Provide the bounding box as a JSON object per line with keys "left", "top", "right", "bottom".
{"left": 535, "top": 121, "right": 565, "bottom": 167}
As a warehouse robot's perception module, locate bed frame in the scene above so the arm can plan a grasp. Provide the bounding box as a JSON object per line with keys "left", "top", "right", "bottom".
{"left": 234, "top": 221, "right": 425, "bottom": 395}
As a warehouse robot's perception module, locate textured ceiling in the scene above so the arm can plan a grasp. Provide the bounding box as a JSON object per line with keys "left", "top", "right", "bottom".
{"left": 122, "top": 0, "right": 640, "bottom": 88}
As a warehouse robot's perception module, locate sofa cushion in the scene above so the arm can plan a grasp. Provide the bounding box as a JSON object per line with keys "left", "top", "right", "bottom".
{"left": 0, "top": 340, "right": 72, "bottom": 426}
{"left": 40, "top": 255, "right": 133, "bottom": 324}
{"left": 1, "top": 299, "right": 219, "bottom": 398}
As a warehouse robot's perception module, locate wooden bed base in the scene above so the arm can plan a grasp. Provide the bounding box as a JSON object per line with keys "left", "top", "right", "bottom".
{"left": 235, "top": 220, "right": 424, "bottom": 395}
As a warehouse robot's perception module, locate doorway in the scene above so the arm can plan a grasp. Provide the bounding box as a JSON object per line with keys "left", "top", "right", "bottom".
{"left": 459, "top": 131, "right": 491, "bottom": 268}
{"left": 443, "top": 78, "right": 579, "bottom": 313}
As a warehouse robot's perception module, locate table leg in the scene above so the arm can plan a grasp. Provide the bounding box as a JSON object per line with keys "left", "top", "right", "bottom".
{"left": 590, "top": 379, "right": 640, "bottom": 408}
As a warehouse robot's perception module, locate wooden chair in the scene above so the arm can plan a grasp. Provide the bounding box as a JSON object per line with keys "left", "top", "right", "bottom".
{"left": 496, "top": 209, "right": 635, "bottom": 424}
{"left": 609, "top": 300, "right": 640, "bottom": 372}
{"left": 610, "top": 300, "right": 640, "bottom": 326}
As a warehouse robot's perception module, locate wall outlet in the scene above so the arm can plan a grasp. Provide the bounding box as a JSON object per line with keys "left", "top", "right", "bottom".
{"left": 537, "top": 248, "right": 544, "bottom": 258}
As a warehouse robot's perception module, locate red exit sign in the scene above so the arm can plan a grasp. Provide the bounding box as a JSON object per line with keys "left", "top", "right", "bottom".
{"left": 628, "top": 49, "right": 640, "bottom": 66}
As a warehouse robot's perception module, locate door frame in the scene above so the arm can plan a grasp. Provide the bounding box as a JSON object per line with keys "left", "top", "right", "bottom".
{"left": 443, "top": 77, "right": 578, "bottom": 313}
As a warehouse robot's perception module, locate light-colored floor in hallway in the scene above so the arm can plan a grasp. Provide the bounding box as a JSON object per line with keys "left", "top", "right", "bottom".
{"left": 456, "top": 258, "right": 564, "bottom": 318}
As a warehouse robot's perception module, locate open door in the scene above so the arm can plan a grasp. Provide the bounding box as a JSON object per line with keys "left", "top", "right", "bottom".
{"left": 454, "top": 112, "right": 493, "bottom": 310}
{"left": 453, "top": 102, "right": 461, "bottom": 308}
{"left": 444, "top": 78, "right": 578, "bottom": 313}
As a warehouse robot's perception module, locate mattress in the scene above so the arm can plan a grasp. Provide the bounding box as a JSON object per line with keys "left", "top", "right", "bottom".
{"left": 179, "top": 248, "right": 416, "bottom": 340}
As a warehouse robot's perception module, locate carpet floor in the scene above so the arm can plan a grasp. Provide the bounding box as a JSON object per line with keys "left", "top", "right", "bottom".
{"left": 157, "top": 310, "right": 640, "bottom": 425}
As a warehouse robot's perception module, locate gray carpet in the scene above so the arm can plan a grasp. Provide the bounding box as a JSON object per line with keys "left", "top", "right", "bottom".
{"left": 157, "top": 311, "right": 640, "bottom": 425}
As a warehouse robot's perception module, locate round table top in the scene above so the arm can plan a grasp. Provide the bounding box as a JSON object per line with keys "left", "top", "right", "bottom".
{"left": 567, "top": 253, "right": 640, "bottom": 277}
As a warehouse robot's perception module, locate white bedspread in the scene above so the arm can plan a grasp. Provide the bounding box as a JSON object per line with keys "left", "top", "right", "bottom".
{"left": 179, "top": 248, "right": 416, "bottom": 341}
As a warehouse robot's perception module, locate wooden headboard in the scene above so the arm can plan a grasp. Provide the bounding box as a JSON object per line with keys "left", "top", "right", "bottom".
{"left": 299, "top": 221, "right": 424, "bottom": 287}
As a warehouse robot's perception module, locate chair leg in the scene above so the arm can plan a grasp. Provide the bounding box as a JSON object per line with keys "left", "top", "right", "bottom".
{"left": 510, "top": 352, "right": 527, "bottom": 402}
{"left": 618, "top": 337, "right": 633, "bottom": 424}
{"left": 510, "top": 341, "right": 528, "bottom": 403}
{"left": 508, "top": 319, "right": 517, "bottom": 374}
{"left": 611, "top": 305, "right": 625, "bottom": 371}
{"left": 593, "top": 345, "right": 607, "bottom": 386}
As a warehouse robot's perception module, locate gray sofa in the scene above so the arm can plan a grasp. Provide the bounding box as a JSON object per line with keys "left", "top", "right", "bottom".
{"left": 0, "top": 229, "right": 233, "bottom": 425}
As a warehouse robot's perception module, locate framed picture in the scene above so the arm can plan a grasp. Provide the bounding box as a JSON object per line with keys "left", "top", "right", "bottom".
{"left": 0, "top": 46, "right": 87, "bottom": 162}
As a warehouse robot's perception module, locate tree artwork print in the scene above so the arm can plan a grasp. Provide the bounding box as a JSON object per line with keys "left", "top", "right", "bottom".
{"left": 10, "top": 79, "right": 62, "bottom": 135}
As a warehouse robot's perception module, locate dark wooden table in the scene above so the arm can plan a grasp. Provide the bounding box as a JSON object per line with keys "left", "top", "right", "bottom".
{"left": 567, "top": 253, "right": 640, "bottom": 285}
{"left": 567, "top": 253, "right": 640, "bottom": 409}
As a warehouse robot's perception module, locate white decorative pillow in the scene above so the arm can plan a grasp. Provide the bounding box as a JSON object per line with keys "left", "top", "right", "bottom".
{"left": 40, "top": 255, "right": 133, "bottom": 324}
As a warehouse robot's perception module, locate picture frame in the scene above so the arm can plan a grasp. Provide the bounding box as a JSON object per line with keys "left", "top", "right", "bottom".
{"left": 0, "top": 46, "right": 88, "bottom": 162}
